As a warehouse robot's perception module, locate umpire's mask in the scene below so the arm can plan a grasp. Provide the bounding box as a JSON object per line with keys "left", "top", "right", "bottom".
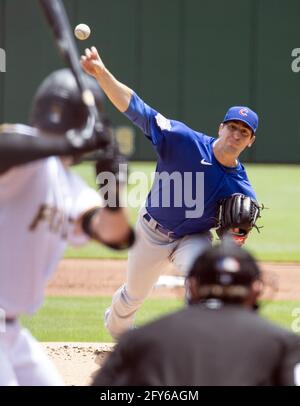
{"left": 30, "top": 68, "right": 105, "bottom": 135}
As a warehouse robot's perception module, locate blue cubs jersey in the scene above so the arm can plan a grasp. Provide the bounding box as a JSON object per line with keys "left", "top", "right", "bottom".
{"left": 124, "top": 92, "right": 257, "bottom": 238}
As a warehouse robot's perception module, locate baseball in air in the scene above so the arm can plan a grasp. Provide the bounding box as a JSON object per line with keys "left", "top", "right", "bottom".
{"left": 74, "top": 24, "right": 91, "bottom": 40}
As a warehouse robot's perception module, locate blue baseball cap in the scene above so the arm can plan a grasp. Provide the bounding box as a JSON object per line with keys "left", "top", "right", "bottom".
{"left": 223, "top": 106, "right": 259, "bottom": 133}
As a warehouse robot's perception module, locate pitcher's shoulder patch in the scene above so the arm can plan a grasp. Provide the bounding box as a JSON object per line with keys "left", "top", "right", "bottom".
{"left": 155, "top": 113, "right": 171, "bottom": 131}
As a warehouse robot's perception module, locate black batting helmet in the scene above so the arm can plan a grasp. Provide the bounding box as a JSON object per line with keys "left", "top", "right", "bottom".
{"left": 187, "top": 240, "right": 261, "bottom": 303}
{"left": 30, "top": 68, "right": 105, "bottom": 135}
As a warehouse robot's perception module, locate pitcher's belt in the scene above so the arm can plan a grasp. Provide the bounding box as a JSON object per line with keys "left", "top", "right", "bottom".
{"left": 143, "top": 212, "right": 177, "bottom": 239}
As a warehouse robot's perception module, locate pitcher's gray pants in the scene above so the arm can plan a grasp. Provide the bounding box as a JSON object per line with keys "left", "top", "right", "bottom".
{"left": 105, "top": 209, "right": 212, "bottom": 339}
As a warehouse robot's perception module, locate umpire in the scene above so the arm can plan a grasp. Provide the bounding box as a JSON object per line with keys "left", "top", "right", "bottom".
{"left": 93, "top": 241, "right": 300, "bottom": 386}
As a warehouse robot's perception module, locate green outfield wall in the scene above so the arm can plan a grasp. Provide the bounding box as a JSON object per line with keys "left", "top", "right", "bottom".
{"left": 0, "top": 0, "right": 299, "bottom": 162}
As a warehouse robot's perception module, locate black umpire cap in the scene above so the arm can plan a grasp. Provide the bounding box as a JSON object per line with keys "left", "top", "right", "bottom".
{"left": 187, "top": 240, "right": 261, "bottom": 301}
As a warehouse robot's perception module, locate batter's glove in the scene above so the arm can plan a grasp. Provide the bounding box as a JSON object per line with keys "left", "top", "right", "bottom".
{"left": 215, "top": 193, "right": 261, "bottom": 246}
{"left": 93, "top": 134, "right": 128, "bottom": 211}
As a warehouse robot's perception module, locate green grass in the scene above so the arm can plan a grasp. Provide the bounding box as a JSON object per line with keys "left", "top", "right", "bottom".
{"left": 261, "top": 301, "right": 300, "bottom": 331}
{"left": 21, "top": 296, "right": 300, "bottom": 343}
{"left": 65, "top": 162, "right": 300, "bottom": 261}
{"left": 21, "top": 296, "right": 183, "bottom": 342}
{"left": 245, "top": 164, "right": 300, "bottom": 261}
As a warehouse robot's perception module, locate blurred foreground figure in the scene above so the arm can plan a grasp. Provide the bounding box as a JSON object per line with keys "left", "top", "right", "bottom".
{"left": 0, "top": 69, "right": 134, "bottom": 386}
{"left": 93, "top": 241, "right": 300, "bottom": 386}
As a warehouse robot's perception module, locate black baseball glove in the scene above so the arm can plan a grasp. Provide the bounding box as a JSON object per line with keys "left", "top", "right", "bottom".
{"left": 215, "top": 193, "right": 261, "bottom": 245}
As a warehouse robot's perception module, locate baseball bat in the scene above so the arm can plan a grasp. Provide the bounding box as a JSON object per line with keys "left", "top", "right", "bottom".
{"left": 38, "top": 0, "right": 109, "bottom": 148}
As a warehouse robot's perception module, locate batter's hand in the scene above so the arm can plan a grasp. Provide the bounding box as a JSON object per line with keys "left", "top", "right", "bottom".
{"left": 92, "top": 207, "right": 134, "bottom": 250}
{"left": 81, "top": 46, "right": 105, "bottom": 78}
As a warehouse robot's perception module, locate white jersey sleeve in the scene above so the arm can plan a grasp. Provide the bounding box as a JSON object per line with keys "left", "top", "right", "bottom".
{"left": 65, "top": 169, "right": 103, "bottom": 246}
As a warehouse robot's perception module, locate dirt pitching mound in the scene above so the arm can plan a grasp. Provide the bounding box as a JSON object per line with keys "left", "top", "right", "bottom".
{"left": 42, "top": 342, "right": 114, "bottom": 386}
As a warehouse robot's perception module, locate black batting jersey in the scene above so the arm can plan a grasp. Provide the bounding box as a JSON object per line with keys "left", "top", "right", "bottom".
{"left": 93, "top": 301, "right": 300, "bottom": 386}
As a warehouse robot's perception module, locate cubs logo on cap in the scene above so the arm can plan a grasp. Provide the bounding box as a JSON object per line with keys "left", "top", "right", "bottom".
{"left": 239, "top": 108, "right": 248, "bottom": 117}
{"left": 223, "top": 106, "right": 259, "bottom": 133}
